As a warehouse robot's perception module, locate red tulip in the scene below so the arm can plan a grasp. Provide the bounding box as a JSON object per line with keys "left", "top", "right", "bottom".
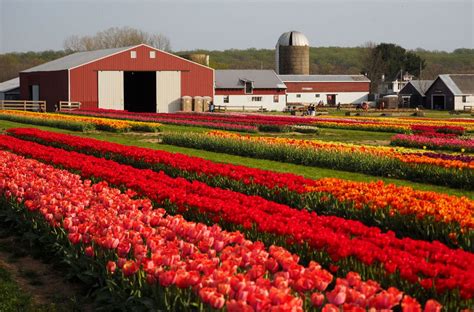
{"left": 122, "top": 260, "right": 139, "bottom": 277}
{"left": 84, "top": 246, "right": 94, "bottom": 257}
{"left": 159, "top": 270, "right": 176, "bottom": 287}
{"left": 311, "top": 292, "right": 325, "bottom": 307}
{"left": 423, "top": 299, "right": 442, "bottom": 312}
{"left": 106, "top": 261, "right": 117, "bottom": 274}
{"left": 402, "top": 295, "right": 422, "bottom": 312}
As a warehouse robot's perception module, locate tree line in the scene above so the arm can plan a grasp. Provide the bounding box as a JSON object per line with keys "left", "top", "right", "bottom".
{"left": 1, "top": 27, "right": 473, "bottom": 92}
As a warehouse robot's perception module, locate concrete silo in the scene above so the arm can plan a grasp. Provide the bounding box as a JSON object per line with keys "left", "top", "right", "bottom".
{"left": 276, "top": 31, "right": 310, "bottom": 75}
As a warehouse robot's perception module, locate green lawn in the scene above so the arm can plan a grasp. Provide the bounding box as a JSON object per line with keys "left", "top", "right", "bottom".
{"left": 268, "top": 128, "right": 393, "bottom": 145}
{"left": 1, "top": 119, "right": 472, "bottom": 198}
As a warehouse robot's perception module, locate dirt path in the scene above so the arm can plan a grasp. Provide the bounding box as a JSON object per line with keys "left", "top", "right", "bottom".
{"left": 0, "top": 236, "right": 93, "bottom": 311}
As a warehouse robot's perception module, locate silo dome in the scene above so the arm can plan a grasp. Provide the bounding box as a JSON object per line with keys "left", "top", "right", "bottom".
{"left": 275, "top": 31, "right": 310, "bottom": 75}
{"left": 277, "top": 31, "right": 309, "bottom": 47}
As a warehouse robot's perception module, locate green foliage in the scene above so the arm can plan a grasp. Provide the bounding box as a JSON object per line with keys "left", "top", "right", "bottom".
{"left": 0, "top": 50, "right": 70, "bottom": 82}
{"left": 1, "top": 47, "right": 473, "bottom": 84}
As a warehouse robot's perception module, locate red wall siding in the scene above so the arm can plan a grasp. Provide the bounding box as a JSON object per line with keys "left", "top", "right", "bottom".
{"left": 70, "top": 45, "right": 214, "bottom": 109}
{"left": 215, "top": 88, "right": 286, "bottom": 95}
{"left": 284, "top": 82, "right": 369, "bottom": 93}
{"left": 19, "top": 71, "right": 68, "bottom": 111}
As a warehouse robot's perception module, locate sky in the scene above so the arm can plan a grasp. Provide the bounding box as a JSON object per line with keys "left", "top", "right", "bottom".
{"left": 0, "top": 0, "right": 473, "bottom": 53}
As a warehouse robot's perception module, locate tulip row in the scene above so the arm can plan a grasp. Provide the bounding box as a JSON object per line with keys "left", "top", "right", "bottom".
{"left": 1, "top": 135, "right": 472, "bottom": 308}
{"left": 68, "top": 109, "right": 313, "bottom": 131}
{"left": 411, "top": 125, "right": 466, "bottom": 138}
{"left": 204, "top": 131, "right": 473, "bottom": 170}
{"left": 0, "top": 110, "right": 161, "bottom": 132}
{"left": 7, "top": 127, "right": 474, "bottom": 250}
{"left": 65, "top": 109, "right": 320, "bottom": 133}
{"left": 310, "top": 119, "right": 411, "bottom": 133}
{"left": 316, "top": 117, "right": 474, "bottom": 134}
{"left": 4, "top": 151, "right": 436, "bottom": 311}
{"left": 63, "top": 110, "right": 262, "bottom": 132}
{"left": 161, "top": 131, "right": 473, "bottom": 190}
{"left": 391, "top": 134, "right": 474, "bottom": 153}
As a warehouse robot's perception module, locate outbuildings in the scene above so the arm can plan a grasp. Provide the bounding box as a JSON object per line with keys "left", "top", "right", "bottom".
{"left": 425, "top": 74, "right": 474, "bottom": 110}
{"left": 0, "top": 77, "right": 20, "bottom": 101}
{"left": 279, "top": 75, "right": 370, "bottom": 105}
{"left": 398, "top": 80, "right": 433, "bottom": 108}
{"left": 214, "top": 70, "right": 287, "bottom": 111}
{"left": 20, "top": 44, "right": 214, "bottom": 112}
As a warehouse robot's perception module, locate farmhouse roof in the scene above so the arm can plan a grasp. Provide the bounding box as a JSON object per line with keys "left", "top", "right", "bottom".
{"left": 215, "top": 70, "right": 286, "bottom": 89}
{"left": 278, "top": 75, "right": 370, "bottom": 82}
{"left": 439, "top": 74, "right": 474, "bottom": 95}
{"left": 401, "top": 80, "right": 434, "bottom": 96}
{"left": 21, "top": 46, "right": 136, "bottom": 73}
{"left": 0, "top": 77, "right": 20, "bottom": 93}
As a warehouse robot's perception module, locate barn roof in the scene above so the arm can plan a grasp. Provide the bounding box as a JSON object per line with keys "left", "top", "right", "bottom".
{"left": 279, "top": 75, "right": 370, "bottom": 82}
{"left": 21, "top": 46, "right": 136, "bottom": 73}
{"left": 400, "top": 80, "right": 433, "bottom": 96}
{"left": 0, "top": 77, "right": 20, "bottom": 93}
{"left": 439, "top": 74, "right": 474, "bottom": 95}
{"left": 215, "top": 70, "right": 286, "bottom": 89}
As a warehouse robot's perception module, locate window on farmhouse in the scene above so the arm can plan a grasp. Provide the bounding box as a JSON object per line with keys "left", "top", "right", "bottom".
{"left": 245, "top": 82, "right": 253, "bottom": 94}
{"left": 273, "top": 95, "right": 279, "bottom": 103}
{"left": 315, "top": 94, "right": 320, "bottom": 98}
{"left": 296, "top": 94, "right": 301, "bottom": 98}
{"left": 252, "top": 97, "right": 262, "bottom": 102}
{"left": 462, "top": 96, "right": 467, "bottom": 103}
{"left": 223, "top": 96, "right": 229, "bottom": 103}
{"left": 130, "top": 51, "right": 137, "bottom": 58}
{"left": 149, "top": 51, "right": 156, "bottom": 59}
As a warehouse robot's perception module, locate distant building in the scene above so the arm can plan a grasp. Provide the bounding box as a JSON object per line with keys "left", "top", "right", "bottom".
{"left": 20, "top": 44, "right": 213, "bottom": 112}
{"left": 379, "top": 71, "right": 414, "bottom": 95}
{"left": 214, "top": 70, "right": 287, "bottom": 111}
{"left": 279, "top": 75, "right": 370, "bottom": 105}
{"left": 398, "top": 80, "right": 433, "bottom": 108}
{"left": 425, "top": 74, "right": 474, "bottom": 110}
{"left": 0, "top": 77, "right": 20, "bottom": 101}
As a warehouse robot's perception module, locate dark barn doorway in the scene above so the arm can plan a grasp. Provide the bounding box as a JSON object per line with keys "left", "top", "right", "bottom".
{"left": 124, "top": 71, "right": 156, "bottom": 112}
{"left": 326, "top": 94, "right": 336, "bottom": 105}
{"left": 432, "top": 95, "right": 445, "bottom": 110}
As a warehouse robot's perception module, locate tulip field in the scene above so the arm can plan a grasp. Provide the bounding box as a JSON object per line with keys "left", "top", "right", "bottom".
{"left": 0, "top": 111, "right": 473, "bottom": 311}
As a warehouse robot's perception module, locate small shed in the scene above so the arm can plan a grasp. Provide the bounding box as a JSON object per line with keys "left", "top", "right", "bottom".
{"left": 398, "top": 80, "right": 433, "bottom": 108}
{"left": 0, "top": 78, "right": 20, "bottom": 101}
{"left": 380, "top": 95, "right": 399, "bottom": 109}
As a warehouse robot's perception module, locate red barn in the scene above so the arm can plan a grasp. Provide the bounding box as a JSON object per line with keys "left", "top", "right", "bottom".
{"left": 20, "top": 44, "right": 214, "bottom": 112}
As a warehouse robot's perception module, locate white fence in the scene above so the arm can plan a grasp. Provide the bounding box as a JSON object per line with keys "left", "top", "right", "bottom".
{"left": 0, "top": 100, "right": 46, "bottom": 111}
{"left": 58, "top": 101, "right": 81, "bottom": 111}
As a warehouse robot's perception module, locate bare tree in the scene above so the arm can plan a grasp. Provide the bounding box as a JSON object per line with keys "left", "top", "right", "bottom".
{"left": 361, "top": 41, "right": 385, "bottom": 94}
{"left": 64, "top": 27, "right": 171, "bottom": 52}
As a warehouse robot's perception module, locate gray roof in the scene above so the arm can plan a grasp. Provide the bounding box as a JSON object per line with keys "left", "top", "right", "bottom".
{"left": 439, "top": 74, "right": 474, "bottom": 95}
{"left": 21, "top": 46, "right": 135, "bottom": 73}
{"left": 401, "top": 80, "right": 434, "bottom": 96}
{"left": 0, "top": 77, "right": 20, "bottom": 93}
{"left": 215, "top": 70, "right": 286, "bottom": 89}
{"left": 279, "top": 74, "right": 370, "bottom": 82}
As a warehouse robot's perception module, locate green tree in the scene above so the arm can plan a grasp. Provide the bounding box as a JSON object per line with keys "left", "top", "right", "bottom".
{"left": 374, "top": 43, "right": 426, "bottom": 79}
